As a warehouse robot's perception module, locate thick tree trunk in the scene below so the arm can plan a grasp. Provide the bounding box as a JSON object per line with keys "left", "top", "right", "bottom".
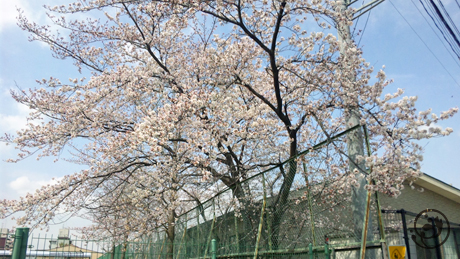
{"left": 229, "top": 181, "right": 258, "bottom": 252}
{"left": 121, "top": 243, "right": 126, "bottom": 259}
{"left": 269, "top": 138, "right": 298, "bottom": 250}
{"left": 166, "top": 209, "right": 175, "bottom": 259}
{"left": 219, "top": 135, "right": 299, "bottom": 251}
{"left": 110, "top": 245, "right": 115, "bottom": 259}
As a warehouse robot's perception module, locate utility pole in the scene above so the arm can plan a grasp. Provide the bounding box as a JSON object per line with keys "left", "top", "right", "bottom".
{"left": 337, "top": 1, "right": 388, "bottom": 259}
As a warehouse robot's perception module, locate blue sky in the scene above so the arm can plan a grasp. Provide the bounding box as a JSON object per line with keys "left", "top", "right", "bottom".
{"left": 1, "top": 0, "right": 459, "bottom": 232}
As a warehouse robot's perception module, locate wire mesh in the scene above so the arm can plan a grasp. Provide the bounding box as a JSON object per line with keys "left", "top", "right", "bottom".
{"left": 9, "top": 126, "right": 385, "bottom": 259}
{"left": 157, "top": 132, "right": 383, "bottom": 258}
{"left": 18, "top": 165, "right": 384, "bottom": 259}
{"left": 20, "top": 235, "right": 334, "bottom": 259}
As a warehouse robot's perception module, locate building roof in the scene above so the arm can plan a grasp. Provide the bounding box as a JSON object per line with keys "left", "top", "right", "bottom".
{"left": 416, "top": 173, "right": 460, "bottom": 204}
{"left": 48, "top": 244, "right": 99, "bottom": 254}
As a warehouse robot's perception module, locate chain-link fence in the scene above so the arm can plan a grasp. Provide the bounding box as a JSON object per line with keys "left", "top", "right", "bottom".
{"left": 4, "top": 230, "right": 384, "bottom": 259}
{"left": 133, "top": 126, "right": 386, "bottom": 258}
{"left": 169, "top": 169, "right": 331, "bottom": 258}
{"left": 163, "top": 163, "right": 384, "bottom": 258}
{"left": 6, "top": 126, "right": 387, "bottom": 259}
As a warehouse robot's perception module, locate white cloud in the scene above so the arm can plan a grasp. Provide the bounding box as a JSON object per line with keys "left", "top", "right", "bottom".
{"left": 0, "top": 0, "right": 23, "bottom": 31}
{"left": 0, "top": 102, "right": 31, "bottom": 133}
{"left": 0, "top": 0, "right": 67, "bottom": 33}
{"left": 0, "top": 79, "right": 33, "bottom": 157}
{"left": 9, "top": 175, "right": 62, "bottom": 197}
{"left": 418, "top": 124, "right": 442, "bottom": 132}
{"left": 0, "top": 0, "right": 39, "bottom": 32}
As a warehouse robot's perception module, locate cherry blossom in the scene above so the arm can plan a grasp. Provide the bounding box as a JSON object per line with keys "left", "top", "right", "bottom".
{"left": 1, "top": 1, "right": 457, "bottom": 254}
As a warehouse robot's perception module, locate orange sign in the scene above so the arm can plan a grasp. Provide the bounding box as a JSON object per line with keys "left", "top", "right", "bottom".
{"left": 389, "top": 246, "right": 406, "bottom": 259}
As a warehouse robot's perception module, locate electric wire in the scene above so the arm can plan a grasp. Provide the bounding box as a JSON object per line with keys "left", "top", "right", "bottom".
{"left": 419, "top": 0, "right": 456, "bottom": 54}
{"left": 351, "top": 0, "right": 366, "bottom": 38}
{"left": 423, "top": 0, "right": 457, "bottom": 52}
{"left": 437, "top": 2, "right": 460, "bottom": 58}
{"left": 419, "top": 0, "right": 460, "bottom": 60}
{"left": 436, "top": 0, "right": 460, "bottom": 38}
{"left": 350, "top": 0, "right": 377, "bottom": 48}
{"left": 409, "top": 0, "right": 460, "bottom": 69}
{"left": 357, "top": 10, "right": 371, "bottom": 47}
{"left": 388, "top": 0, "right": 460, "bottom": 87}
{"left": 430, "top": 0, "right": 460, "bottom": 53}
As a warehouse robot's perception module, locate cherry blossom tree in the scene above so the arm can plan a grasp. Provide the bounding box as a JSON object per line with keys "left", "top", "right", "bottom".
{"left": 75, "top": 141, "right": 205, "bottom": 258}
{"left": 1, "top": 0, "right": 457, "bottom": 254}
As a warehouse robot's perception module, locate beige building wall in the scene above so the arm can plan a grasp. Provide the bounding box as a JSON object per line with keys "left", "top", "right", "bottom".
{"left": 379, "top": 182, "right": 460, "bottom": 224}
{"left": 377, "top": 175, "right": 460, "bottom": 259}
{"left": 36, "top": 244, "right": 103, "bottom": 259}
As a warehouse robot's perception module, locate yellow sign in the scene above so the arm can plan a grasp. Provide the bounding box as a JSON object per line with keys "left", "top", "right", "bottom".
{"left": 389, "top": 246, "right": 406, "bottom": 259}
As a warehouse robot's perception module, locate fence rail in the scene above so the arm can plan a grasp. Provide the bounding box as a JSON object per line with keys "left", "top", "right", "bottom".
{"left": 5, "top": 126, "right": 388, "bottom": 259}
{"left": 4, "top": 231, "right": 388, "bottom": 259}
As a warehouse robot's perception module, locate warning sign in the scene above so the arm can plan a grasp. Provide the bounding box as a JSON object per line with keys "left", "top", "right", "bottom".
{"left": 389, "top": 246, "right": 406, "bottom": 259}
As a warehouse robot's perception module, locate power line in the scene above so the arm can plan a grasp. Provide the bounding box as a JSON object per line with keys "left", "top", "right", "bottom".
{"left": 418, "top": 0, "right": 460, "bottom": 60}
{"left": 357, "top": 10, "right": 371, "bottom": 47}
{"left": 409, "top": 0, "right": 460, "bottom": 69}
{"left": 388, "top": 0, "right": 460, "bottom": 87}
{"left": 419, "top": 0, "right": 457, "bottom": 55}
{"left": 436, "top": 0, "right": 460, "bottom": 38}
{"left": 352, "top": 0, "right": 367, "bottom": 38}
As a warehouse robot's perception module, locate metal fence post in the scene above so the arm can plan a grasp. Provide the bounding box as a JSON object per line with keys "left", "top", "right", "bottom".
{"left": 430, "top": 216, "right": 442, "bottom": 259}
{"left": 211, "top": 239, "right": 217, "bottom": 259}
{"left": 12, "top": 228, "right": 29, "bottom": 259}
{"left": 399, "top": 209, "right": 411, "bottom": 259}
{"left": 325, "top": 243, "right": 330, "bottom": 259}
{"left": 309, "top": 243, "right": 313, "bottom": 259}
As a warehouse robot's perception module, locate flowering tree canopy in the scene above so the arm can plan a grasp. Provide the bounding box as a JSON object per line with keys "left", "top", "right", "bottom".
{"left": 1, "top": 0, "right": 457, "bottom": 243}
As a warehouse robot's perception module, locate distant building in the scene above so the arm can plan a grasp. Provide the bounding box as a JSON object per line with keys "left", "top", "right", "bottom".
{"left": 48, "top": 229, "right": 71, "bottom": 250}
{"left": 33, "top": 244, "right": 102, "bottom": 259}
{"left": 0, "top": 229, "right": 14, "bottom": 259}
{"left": 26, "top": 229, "right": 102, "bottom": 259}
{"left": 0, "top": 229, "right": 13, "bottom": 251}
